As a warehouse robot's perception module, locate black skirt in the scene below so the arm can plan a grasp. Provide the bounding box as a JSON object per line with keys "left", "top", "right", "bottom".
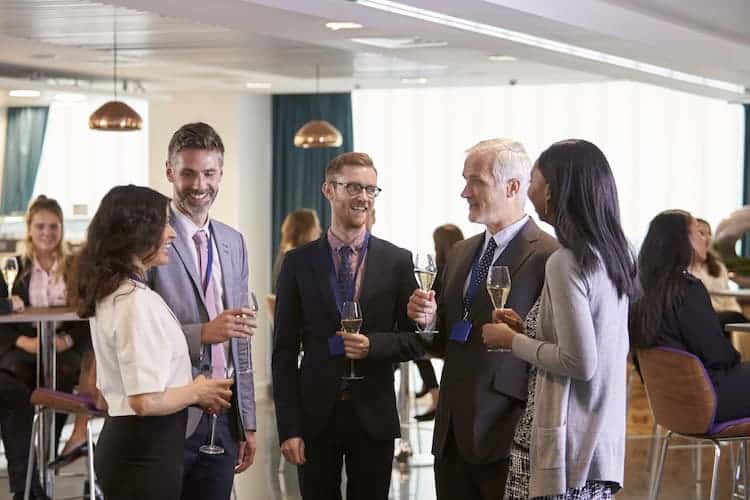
{"left": 94, "top": 409, "right": 188, "bottom": 500}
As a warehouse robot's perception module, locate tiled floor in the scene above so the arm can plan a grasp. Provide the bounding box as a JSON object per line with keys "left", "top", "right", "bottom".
{"left": 1, "top": 369, "right": 746, "bottom": 499}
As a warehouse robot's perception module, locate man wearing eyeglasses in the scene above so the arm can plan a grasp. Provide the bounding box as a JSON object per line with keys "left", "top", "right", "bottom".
{"left": 273, "top": 152, "right": 426, "bottom": 500}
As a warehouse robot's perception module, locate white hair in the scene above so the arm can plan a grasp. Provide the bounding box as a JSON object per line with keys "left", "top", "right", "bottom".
{"left": 466, "top": 138, "right": 531, "bottom": 205}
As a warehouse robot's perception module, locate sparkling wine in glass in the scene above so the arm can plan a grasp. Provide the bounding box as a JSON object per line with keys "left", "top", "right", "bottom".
{"left": 487, "top": 266, "right": 511, "bottom": 352}
{"left": 2, "top": 256, "right": 18, "bottom": 295}
{"left": 199, "top": 365, "right": 228, "bottom": 455}
{"left": 340, "top": 301, "right": 364, "bottom": 381}
{"left": 413, "top": 252, "right": 438, "bottom": 334}
{"left": 236, "top": 292, "right": 256, "bottom": 376}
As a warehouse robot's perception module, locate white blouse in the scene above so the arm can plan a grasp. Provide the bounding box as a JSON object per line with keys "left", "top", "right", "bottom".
{"left": 92, "top": 280, "right": 192, "bottom": 416}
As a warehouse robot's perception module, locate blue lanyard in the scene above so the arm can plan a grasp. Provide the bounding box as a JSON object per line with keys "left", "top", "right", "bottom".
{"left": 201, "top": 226, "right": 214, "bottom": 295}
{"left": 328, "top": 231, "right": 370, "bottom": 311}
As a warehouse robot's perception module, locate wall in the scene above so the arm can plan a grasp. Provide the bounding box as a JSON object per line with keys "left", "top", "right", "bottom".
{"left": 149, "top": 92, "right": 273, "bottom": 398}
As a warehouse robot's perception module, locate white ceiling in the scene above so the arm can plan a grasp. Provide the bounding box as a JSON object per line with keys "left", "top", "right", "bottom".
{"left": 0, "top": 0, "right": 748, "bottom": 102}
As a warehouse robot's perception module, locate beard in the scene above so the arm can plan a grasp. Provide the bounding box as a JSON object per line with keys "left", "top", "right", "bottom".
{"left": 174, "top": 187, "right": 217, "bottom": 218}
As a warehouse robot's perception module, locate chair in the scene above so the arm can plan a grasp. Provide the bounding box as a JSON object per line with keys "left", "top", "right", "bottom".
{"left": 24, "top": 388, "right": 105, "bottom": 500}
{"left": 638, "top": 347, "right": 750, "bottom": 500}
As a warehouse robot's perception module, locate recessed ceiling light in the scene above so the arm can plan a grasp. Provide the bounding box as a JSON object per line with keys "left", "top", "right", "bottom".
{"left": 9, "top": 90, "right": 41, "bottom": 98}
{"left": 353, "top": 0, "right": 747, "bottom": 95}
{"left": 245, "top": 82, "right": 272, "bottom": 89}
{"left": 351, "top": 36, "right": 447, "bottom": 49}
{"left": 401, "top": 77, "right": 428, "bottom": 85}
{"left": 53, "top": 92, "right": 86, "bottom": 103}
{"left": 489, "top": 55, "right": 517, "bottom": 62}
{"left": 326, "top": 21, "right": 364, "bottom": 31}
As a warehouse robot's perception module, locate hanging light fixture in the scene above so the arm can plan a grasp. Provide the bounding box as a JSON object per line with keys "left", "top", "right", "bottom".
{"left": 89, "top": 9, "right": 142, "bottom": 131}
{"left": 293, "top": 65, "right": 342, "bottom": 148}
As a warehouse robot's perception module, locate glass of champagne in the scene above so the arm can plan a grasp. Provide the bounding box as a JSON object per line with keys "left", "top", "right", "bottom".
{"left": 2, "top": 256, "right": 18, "bottom": 296}
{"left": 413, "top": 252, "right": 438, "bottom": 334}
{"left": 340, "top": 301, "right": 364, "bottom": 381}
{"left": 236, "top": 292, "right": 257, "bottom": 375}
{"left": 199, "top": 365, "right": 227, "bottom": 455}
{"left": 486, "top": 266, "right": 511, "bottom": 353}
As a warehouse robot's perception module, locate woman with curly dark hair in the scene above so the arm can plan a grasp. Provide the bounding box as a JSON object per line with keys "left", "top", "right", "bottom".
{"left": 71, "top": 185, "right": 232, "bottom": 500}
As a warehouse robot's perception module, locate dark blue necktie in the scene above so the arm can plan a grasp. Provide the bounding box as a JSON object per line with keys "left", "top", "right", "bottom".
{"left": 337, "top": 246, "right": 354, "bottom": 303}
{"left": 464, "top": 237, "right": 498, "bottom": 311}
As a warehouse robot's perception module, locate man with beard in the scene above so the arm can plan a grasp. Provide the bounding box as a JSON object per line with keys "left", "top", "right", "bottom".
{"left": 407, "top": 139, "right": 558, "bottom": 499}
{"left": 273, "top": 152, "right": 425, "bottom": 499}
{"left": 148, "top": 122, "right": 257, "bottom": 500}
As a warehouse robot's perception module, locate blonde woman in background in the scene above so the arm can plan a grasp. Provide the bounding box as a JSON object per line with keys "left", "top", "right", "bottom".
{"left": 272, "top": 208, "right": 322, "bottom": 291}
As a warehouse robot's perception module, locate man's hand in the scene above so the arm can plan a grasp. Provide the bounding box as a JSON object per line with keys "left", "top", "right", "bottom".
{"left": 338, "top": 331, "right": 370, "bottom": 359}
{"left": 235, "top": 430, "right": 256, "bottom": 473}
{"left": 201, "top": 308, "right": 256, "bottom": 344}
{"left": 407, "top": 290, "right": 436, "bottom": 328}
{"left": 280, "top": 437, "right": 306, "bottom": 465}
{"left": 10, "top": 296, "right": 24, "bottom": 313}
{"left": 15, "top": 336, "right": 37, "bottom": 354}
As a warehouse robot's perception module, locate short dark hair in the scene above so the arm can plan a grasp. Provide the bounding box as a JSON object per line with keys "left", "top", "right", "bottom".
{"left": 70, "top": 185, "right": 169, "bottom": 317}
{"left": 325, "top": 152, "right": 377, "bottom": 181}
{"left": 168, "top": 122, "right": 224, "bottom": 165}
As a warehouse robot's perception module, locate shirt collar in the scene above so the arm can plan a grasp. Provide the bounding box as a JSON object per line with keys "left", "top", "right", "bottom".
{"left": 171, "top": 200, "right": 210, "bottom": 238}
{"left": 32, "top": 256, "right": 58, "bottom": 275}
{"left": 485, "top": 214, "right": 529, "bottom": 251}
{"left": 327, "top": 227, "right": 367, "bottom": 253}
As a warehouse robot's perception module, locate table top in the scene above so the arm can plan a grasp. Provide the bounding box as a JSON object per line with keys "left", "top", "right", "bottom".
{"left": 0, "top": 306, "right": 83, "bottom": 323}
{"left": 725, "top": 323, "right": 750, "bottom": 333}
{"left": 709, "top": 289, "right": 750, "bottom": 298}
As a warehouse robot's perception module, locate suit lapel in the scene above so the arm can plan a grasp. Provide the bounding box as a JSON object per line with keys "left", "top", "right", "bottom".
{"left": 446, "top": 234, "right": 483, "bottom": 314}
{"left": 211, "top": 222, "right": 234, "bottom": 308}
{"left": 494, "top": 219, "right": 539, "bottom": 280}
{"left": 169, "top": 209, "right": 208, "bottom": 314}
{"left": 310, "top": 237, "right": 340, "bottom": 320}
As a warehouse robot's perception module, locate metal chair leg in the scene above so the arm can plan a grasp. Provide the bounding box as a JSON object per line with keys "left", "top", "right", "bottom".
{"left": 87, "top": 422, "right": 96, "bottom": 500}
{"left": 651, "top": 430, "right": 672, "bottom": 500}
{"left": 23, "top": 411, "right": 40, "bottom": 500}
{"left": 709, "top": 441, "right": 722, "bottom": 500}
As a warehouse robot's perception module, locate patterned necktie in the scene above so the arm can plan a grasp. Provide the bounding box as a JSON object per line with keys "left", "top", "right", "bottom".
{"left": 464, "top": 237, "right": 498, "bottom": 312}
{"left": 192, "top": 230, "right": 225, "bottom": 378}
{"left": 337, "top": 246, "right": 354, "bottom": 303}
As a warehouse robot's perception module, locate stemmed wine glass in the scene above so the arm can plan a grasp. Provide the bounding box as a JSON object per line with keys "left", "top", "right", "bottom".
{"left": 486, "top": 266, "right": 512, "bottom": 352}
{"left": 236, "top": 292, "right": 257, "bottom": 376}
{"left": 413, "top": 252, "right": 438, "bottom": 334}
{"left": 199, "top": 364, "right": 228, "bottom": 455}
{"left": 2, "top": 256, "right": 18, "bottom": 295}
{"left": 340, "top": 301, "right": 364, "bottom": 381}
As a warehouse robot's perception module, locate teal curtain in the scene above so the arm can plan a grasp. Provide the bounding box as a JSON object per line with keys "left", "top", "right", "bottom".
{"left": 271, "top": 93, "right": 353, "bottom": 264}
{"left": 0, "top": 107, "right": 49, "bottom": 214}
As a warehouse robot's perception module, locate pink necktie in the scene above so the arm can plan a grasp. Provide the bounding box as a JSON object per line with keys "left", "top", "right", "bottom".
{"left": 193, "top": 230, "right": 225, "bottom": 379}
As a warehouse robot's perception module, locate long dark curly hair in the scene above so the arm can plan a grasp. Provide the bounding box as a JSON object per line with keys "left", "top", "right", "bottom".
{"left": 71, "top": 185, "right": 169, "bottom": 317}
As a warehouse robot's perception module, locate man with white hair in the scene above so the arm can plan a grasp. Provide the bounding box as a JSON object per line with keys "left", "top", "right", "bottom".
{"left": 407, "top": 138, "right": 558, "bottom": 499}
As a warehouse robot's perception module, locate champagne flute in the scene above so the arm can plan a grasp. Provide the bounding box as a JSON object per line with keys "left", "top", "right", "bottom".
{"left": 236, "top": 292, "right": 257, "bottom": 375}
{"left": 413, "top": 252, "right": 438, "bottom": 334}
{"left": 2, "top": 256, "right": 18, "bottom": 295}
{"left": 199, "top": 365, "right": 227, "bottom": 455}
{"left": 486, "top": 266, "right": 512, "bottom": 353}
{"left": 340, "top": 301, "right": 364, "bottom": 381}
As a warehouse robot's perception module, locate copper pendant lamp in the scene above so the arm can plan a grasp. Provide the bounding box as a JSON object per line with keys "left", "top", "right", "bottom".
{"left": 89, "top": 10, "right": 142, "bottom": 131}
{"left": 293, "top": 65, "right": 342, "bottom": 148}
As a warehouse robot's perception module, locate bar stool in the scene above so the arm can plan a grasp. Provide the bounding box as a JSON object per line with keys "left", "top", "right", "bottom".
{"left": 638, "top": 346, "right": 750, "bottom": 500}
{"left": 24, "top": 389, "right": 105, "bottom": 500}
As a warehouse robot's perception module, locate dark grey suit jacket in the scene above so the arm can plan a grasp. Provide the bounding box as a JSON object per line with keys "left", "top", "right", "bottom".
{"left": 148, "top": 209, "right": 256, "bottom": 436}
{"left": 432, "top": 218, "right": 558, "bottom": 464}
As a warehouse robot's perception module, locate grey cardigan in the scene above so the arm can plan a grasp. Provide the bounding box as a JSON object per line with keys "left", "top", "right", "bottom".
{"left": 512, "top": 249, "right": 629, "bottom": 498}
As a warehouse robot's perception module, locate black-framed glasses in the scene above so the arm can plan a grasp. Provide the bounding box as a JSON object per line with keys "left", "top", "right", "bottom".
{"left": 330, "top": 181, "right": 382, "bottom": 198}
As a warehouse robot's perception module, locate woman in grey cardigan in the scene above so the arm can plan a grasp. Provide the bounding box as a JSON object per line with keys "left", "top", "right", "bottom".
{"left": 482, "top": 139, "right": 636, "bottom": 499}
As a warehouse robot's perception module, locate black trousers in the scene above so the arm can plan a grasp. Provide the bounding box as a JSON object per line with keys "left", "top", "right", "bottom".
{"left": 0, "top": 372, "right": 44, "bottom": 496}
{"left": 434, "top": 426, "right": 509, "bottom": 500}
{"left": 415, "top": 359, "right": 439, "bottom": 390}
{"left": 299, "top": 400, "right": 394, "bottom": 500}
{"left": 95, "top": 410, "right": 187, "bottom": 500}
{"left": 716, "top": 361, "right": 750, "bottom": 422}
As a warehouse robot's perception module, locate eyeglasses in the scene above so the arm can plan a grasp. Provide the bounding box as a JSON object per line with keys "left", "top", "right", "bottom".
{"left": 329, "top": 181, "right": 382, "bottom": 198}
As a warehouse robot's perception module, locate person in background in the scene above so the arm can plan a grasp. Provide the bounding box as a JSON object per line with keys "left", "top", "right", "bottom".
{"left": 0, "top": 195, "right": 96, "bottom": 456}
{"left": 413, "top": 224, "right": 465, "bottom": 422}
{"left": 688, "top": 218, "right": 749, "bottom": 329}
{"left": 272, "top": 208, "right": 322, "bottom": 292}
{"left": 71, "top": 185, "right": 232, "bottom": 500}
{"left": 631, "top": 209, "right": 750, "bottom": 423}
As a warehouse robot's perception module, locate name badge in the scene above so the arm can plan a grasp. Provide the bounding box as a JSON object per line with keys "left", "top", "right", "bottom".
{"left": 328, "top": 335, "right": 345, "bottom": 356}
{"left": 450, "top": 320, "right": 472, "bottom": 343}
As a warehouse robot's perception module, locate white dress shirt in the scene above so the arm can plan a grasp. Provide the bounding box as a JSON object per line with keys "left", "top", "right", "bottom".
{"left": 92, "top": 280, "right": 192, "bottom": 416}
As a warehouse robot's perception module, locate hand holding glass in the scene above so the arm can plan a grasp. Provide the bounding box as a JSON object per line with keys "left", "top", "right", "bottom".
{"left": 340, "top": 301, "right": 364, "bottom": 381}
{"left": 199, "top": 366, "right": 229, "bottom": 455}
{"left": 486, "top": 266, "right": 511, "bottom": 352}
{"left": 2, "top": 257, "right": 18, "bottom": 295}
{"left": 413, "top": 252, "right": 438, "bottom": 334}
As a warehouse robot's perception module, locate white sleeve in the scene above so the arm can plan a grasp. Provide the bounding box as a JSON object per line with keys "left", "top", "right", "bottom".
{"left": 113, "top": 290, "right": 172, "bottom": 396}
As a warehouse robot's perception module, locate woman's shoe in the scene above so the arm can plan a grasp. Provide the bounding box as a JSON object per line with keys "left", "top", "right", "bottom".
{"left": 414, "top": 409, "right": 436, "bottom": 421}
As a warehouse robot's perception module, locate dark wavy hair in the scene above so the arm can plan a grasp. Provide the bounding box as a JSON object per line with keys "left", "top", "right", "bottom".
{"left": 71, "top": 185, "right": 169, "bottom": 317}
{"left": 696, "top": 218, "right": 721, "bottom": 277}
{"left": 536, "top": 139, "right": 636, "bottom": 298}
{"left": 629, "top": 210, "right": 693, "bottom": 348}
{"left": 433, "top": 224, "right": 464, "bottom": 270}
